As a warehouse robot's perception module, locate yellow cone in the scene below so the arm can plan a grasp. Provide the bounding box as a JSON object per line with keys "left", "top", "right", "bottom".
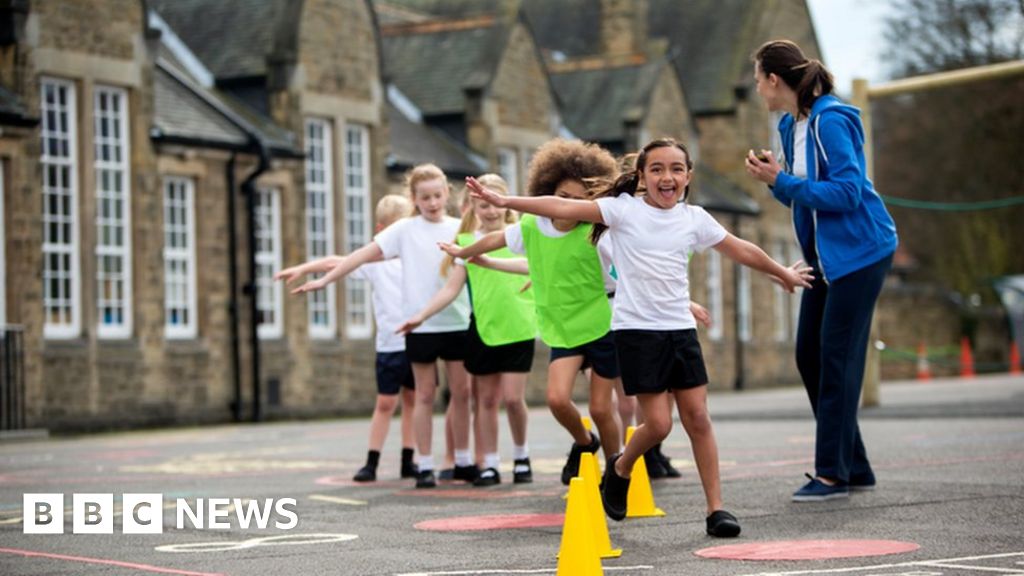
{"left": 580, "top": 452, "right": 622, "bottom": 558}
{"left": 581, "top": 416, "right": 601, "bottom": 477}
{"left": 556, "top": 478, "right": 604, "bottom": 575}
{"left": 624, "top": 426, "right": 666, "bottom": 518}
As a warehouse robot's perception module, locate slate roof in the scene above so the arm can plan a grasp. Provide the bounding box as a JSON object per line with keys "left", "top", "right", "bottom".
{"left": 521, "top": 0, "right": 762, "bottom": 114}
{"left": 386, "top": 101, "right": 485, "bottom": 177}
{"left": 382, "top": 22, "right": 508, "bottom": 116}
{"left": 154, "top": 63, "right": 249, "bottom": 148}
{"left": 0, "top": 84, "right": 37, "bottom": 127}
{"left": 549, "top": 61, "right": 662, "bottom": 144}
{"left": 149, "top": 0, "right": 288, "bottom": 80}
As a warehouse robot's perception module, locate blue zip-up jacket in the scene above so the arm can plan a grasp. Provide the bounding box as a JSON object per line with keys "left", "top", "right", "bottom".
{"left": 773, "top": 94, "right": 898, "bottom": 282}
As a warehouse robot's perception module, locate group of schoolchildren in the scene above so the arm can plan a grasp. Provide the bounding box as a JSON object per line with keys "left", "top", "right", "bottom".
{"left": 277, "top": 137, "right": 813, "bottom": 538}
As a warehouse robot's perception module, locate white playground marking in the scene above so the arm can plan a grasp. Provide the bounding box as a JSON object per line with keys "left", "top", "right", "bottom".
{"left": 155, "top": 533, "right": 358, "bottom": 553}
{"left": 309, "top": 494, "right": 367, "bottom": 506}
{"left": 737, "top": 551, "right": 1024, "bottom": 576}
{"left": 395, "top": 565, "right": 654, "bottom": 575}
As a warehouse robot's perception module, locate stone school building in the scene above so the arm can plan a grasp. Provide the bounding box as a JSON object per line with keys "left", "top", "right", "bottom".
{"left": 0, "top": 0, "right": 823, "bottom": 431}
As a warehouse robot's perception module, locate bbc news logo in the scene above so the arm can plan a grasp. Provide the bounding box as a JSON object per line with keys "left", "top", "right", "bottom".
{"left": 23, "top": 494, "right": 298, "bottom": 534}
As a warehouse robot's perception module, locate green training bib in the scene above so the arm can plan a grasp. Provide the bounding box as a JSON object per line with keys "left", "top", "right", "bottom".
{"left": 519, "top": 215, "right": 611, "bottom": 348}
{"left": 457, "top": 232, "right": 537, "bottom": 346}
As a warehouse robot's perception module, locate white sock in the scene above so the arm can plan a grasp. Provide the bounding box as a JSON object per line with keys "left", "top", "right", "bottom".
{"left": 513, "top": 443, "right": 529, "bottom": 460}
{"left": 484, "top": 452, "right": 501, "bottom": 470}
{"left": 418, "top": 454, "right": 434, "bottom": 472}
{"left": 454, "top": 450, "right": 473, "bottom": 467}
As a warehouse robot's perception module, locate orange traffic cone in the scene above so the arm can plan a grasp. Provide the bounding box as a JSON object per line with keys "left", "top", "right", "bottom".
{"left": 916, "top": 342, "right": 931, "bottom": 381}
{"left": 960, "top": 336, "right": 975, "bottom": 378}
{"left": 1009, "top": 341, "right": 1021, "bottom": 375}
{"left": 624, "top": 426, "right": 666, "bottom": 518}
{"left": 556, "top": 478, "right": 603, "bottom": 576}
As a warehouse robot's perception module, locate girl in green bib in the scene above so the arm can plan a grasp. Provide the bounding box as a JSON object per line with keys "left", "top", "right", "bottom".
{"left": 440, "top": 140, "right": 623, "bottom": 485}
{"left": 398, "top": 174, "right": 537, "bottom": 486}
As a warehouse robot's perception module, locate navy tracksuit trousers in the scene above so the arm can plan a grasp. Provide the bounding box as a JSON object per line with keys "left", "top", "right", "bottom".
{"left": 795, "top": 253, "right": 892, "bottom": 483}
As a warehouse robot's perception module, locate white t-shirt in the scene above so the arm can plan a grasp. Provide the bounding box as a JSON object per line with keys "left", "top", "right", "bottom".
{"left": 505, "top": 217, "right": 616, "bottom": 293}
{"left": 374, "top": 215, "right": 470, "bottom": 333}
{"left": 595, "top": 194, "right": 727, "bottom": 330}
{"left": 350, "top": 259, "right": 405, "bottom": 352}
{"left": 793, "top": 118, "right": 809, "bottom": 178}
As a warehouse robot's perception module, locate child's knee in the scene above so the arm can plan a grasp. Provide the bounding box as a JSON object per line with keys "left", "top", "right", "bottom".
{"left": 546, "top": 389, "right": 571, "bottom": 413}
{"left": 679, "top": 407, "right": 712, "bottom": 435}
{"left": 376, "top": 395, "right": 399, "bottom": 413}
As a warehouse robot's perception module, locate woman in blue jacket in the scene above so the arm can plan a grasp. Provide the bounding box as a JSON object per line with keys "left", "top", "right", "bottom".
{"left": 745, "top": 40, "right": 898, "bottom": 502}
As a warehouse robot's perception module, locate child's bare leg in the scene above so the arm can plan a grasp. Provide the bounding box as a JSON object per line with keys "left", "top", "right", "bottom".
{"left": 588, "top": 372, "right": 621, "bottom": 459}
{"left": 368, "top": 394, "right": 399, "bottom": 451}
{"left": 614, "top": 377, "right": 636, "bottom": 429}
{"left": 445, "top": 360, "right": 472, "bottom": 453}
{"left": 400, "top": 387, "right": 415, "bottom": 449}
{"left": 673, "top": 385, "right": 723, "bottom": 514}
{"left": 411, "top": 362, "right": 439, "bottom": 466}
{"left": 501, "top": 372, "right": 529, "bottom": 447}
{"left": 474, "top": 373, "right": 501, "bottom": 462}
{"left": 546, "top": 357, "right": 589, "bottom": 444}
{"left": 615, "top": 392, "right": 672, "bottom": 477}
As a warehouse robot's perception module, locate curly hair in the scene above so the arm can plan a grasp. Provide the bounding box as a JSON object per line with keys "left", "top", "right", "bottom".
{"left": 525, "top": 139, "right": 618, "bottom": 197}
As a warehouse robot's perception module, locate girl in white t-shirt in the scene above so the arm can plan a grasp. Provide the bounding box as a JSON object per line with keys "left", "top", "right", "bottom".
{"left": 293, "top": 164, "right": 473, "bottom": 489}
{"left": 465, "top": 138, "right": 813, "bottom": 538}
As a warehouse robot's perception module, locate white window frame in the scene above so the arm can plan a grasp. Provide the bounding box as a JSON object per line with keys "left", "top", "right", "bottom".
{"left": 255, "top": 187, "right": 283, "bottom": 339}
{"left": 496, "top": 146, "right": 519, "bottom": 196}
{"left": 343, "top": 123, "right": 372, "bottom": 339}
{"left": 162, "top": 176, "right": 197, "bottom": 340}
{"left": 304, "top": 118, "right": 337, "bottom": 339}
{"left": 706, "top": 250, "right": 723, "bottom": 341}
{"left": 772, "top": 240, "right": 789, "bottom": 342}
{"left": 41, "top": 77, "right": 81, "bottom": 339}
{"left": 94, "top": 85, "right": 132, "bottom": 339}
{"left": 738, "top": 265, "right": 752, "bottom": 343}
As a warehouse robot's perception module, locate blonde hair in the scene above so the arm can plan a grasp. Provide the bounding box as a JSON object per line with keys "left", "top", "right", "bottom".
{"left": 375, "top": 194, "right": 413, "bottom": 228}
{"left": 440, "top": 173, "right": 517, "bottom": 277}
{"left": 404, "top": 163, "right": 448, "bottom": 213}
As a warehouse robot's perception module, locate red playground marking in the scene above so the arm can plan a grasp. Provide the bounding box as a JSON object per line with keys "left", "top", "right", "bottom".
{"left": 0, "top": 547, "right": 225, "bottom": 575}
{"left": 415, "top": 513, "right": 564, "bottom": 531}
{"left": 695, "top": 539, "right": 920, "bottom": 561}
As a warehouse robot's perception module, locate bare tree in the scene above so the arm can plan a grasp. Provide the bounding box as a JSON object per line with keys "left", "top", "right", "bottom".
{"left": 881, "top": 0, "right": 1024, "bottom": 78}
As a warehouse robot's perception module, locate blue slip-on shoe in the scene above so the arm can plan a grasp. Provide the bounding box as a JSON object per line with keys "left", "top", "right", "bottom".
{"left": 848, "top": 471, "right": 876, "bottom": 492}
{"left": 792, "top": 473, "right": 849, "bottom": 502}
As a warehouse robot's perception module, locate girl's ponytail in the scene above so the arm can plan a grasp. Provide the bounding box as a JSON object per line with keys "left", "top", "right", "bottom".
{"left": 588, "top": 169, "right": 642, "bottom": 244}
{"left": 754, "top": 40, "right": 834, "bottom": 117}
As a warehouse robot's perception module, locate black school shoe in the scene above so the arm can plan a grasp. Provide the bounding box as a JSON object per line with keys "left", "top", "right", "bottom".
{"left": 400, "top": 460, "right": 419, "bottom": 479}
{"left": 645, "top": 447, "right": 668, "bottom": 479}
{"left": 706, "top": 510, "right": 741, "bottom": 538}
{"left": 353, "top": 465, "right": 376, "bottom": 482}
{"left": 473, "top": 467, "right": 501, "bottom": 487}
{"left": 415, "top": 469, "right": 437, "bottom": 489}
{"left": 600, "top": 453, "right": 630, "bottom": 521}
{"left": 513, "top": 458, "right": 533, "bottom": 484}
{"left": 453, "top": 464, "right": 480, "bottom": 482}
{"left": 561, "top": 432, "right": 601, "bottom": 485}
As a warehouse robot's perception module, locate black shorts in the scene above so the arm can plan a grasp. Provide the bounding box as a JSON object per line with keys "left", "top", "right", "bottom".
{"left": 405, "top": 330, "right": 469, "bottom": 363}
{"left": 549, "top": 331, "right": 620, "bottom": 379}
{"left": 614, "top": 329, "right": 708, "bottom": 395}
{"left": 375, "top": 351, "right": 415, "bottom": 395}
{"left": 464, "top": 316, "right": 535, "bottom": 375}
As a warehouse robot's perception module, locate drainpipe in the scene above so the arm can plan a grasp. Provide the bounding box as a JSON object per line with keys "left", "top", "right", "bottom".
{"left": 732, "top": 213, "right": 745, "bottom": 391}
{"left": 225, "top": 153, "right": 242, "bottom": 421}
{"left": 240, "top": 139, "right": 270, "bottom": 422}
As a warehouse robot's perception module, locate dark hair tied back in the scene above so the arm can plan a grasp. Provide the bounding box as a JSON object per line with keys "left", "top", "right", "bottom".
{"left": 754, "top": 40, "right": 834, "bottom": 116}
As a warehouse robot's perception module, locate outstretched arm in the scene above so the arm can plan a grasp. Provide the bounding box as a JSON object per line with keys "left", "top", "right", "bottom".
{"left": 396, "top": 266, "right": 467, "bottom": 334}
{"left": 470, "top": 255, "right": 529, "bottom": 275}
{"left": 713, "top": 234, "right": 813, "bottom": 293}
{"left": 465, "top": 176, "right": 604, "bottom": 223}
{"left": 292, "top": 242, "right": 384, "bottom": 293}
{"left": 439, "top": 229, "right": 508, "bottom": 260}
{"left": 275, "top": 255, "right": 346, "bottom": 287}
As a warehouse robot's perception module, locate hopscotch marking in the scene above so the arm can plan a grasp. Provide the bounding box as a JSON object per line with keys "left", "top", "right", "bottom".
{"left": 736, "top": 551, "right": 1024, "bottom": 576}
